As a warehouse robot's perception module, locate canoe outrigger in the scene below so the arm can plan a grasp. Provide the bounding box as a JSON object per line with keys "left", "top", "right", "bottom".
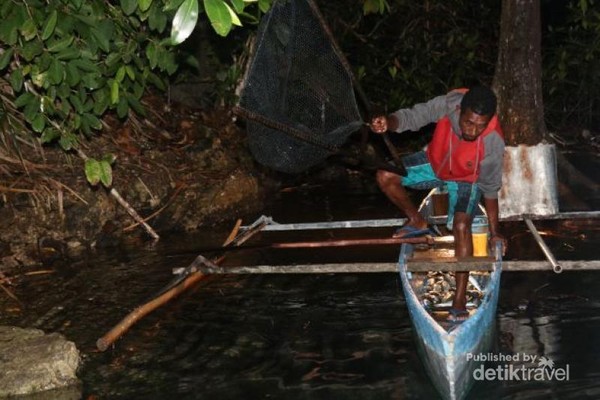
{"left": 398, "top": 188, "right": 503, "bottom": 400}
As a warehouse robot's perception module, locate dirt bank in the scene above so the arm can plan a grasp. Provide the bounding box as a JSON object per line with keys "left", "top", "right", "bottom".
{"left": 0, "top": 97, "right": 278, "bottom": 272}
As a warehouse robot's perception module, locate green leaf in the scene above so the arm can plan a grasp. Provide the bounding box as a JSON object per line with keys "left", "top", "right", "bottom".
{"left": 145, "top": 71, "right": 166, "bottom": 90}
{"left": 91, "top": 27, "right": 111, "bottom": 52}
{"left": 20, "top": 18, "right": 38, "bottom": 41}
{"left": 257, "top": 0, "right": 270, "bottom": 13}
{"left": 24, "top": 98, "right": 40, "bottom": 123}
{"left": 70, "top": 0, "right": 83, "bottom": 10}
{"left": 59, "top": 133, "right": 76, "bottom": 151}
{"left": 72, "top": 58, "right": 98, "bottom": 73}
{"left": 231, "top": 0, "right": 244, "bottom": 13}
{"left": 14, "top": 92, "right": 34, "bottom": 108}
{"left": 105, "top": 52, "right": 121, "bottom": 69}
{"left": 139, "top": 0, "right": 153, "bottom": 12}
{"left": 66, "top": 61, "right": 82, "bottom": 87}
{"left": 102, "top": 153, "right": 117, "bottom": 164}
{"left": 116, "top": 97, "right": 129, "bottom": 118}
{"left": 48, "top": 58, "right": 64, "bottom": 85}
{"left": 171, "top": 0, "right": 199, "bottom": 44}
{"left": 9, "top": 69, "right": 24, "bottom": 92}
{"left": 48, "top": 36, "right": 75, "bottom": 53}
{"left": 116, "top": 65, "right": 126, "bottom": 82}
{"left": 225, "top": 3, "right": 242, "bottom": 27}
{"left": 40, "top": 128, "right": 60, "bottom": 144}
{"left": 126, "top": 94, "right": 145, "bottom": 115}
{"left": 38, "top": 52, "right": 52, "bottom": 71}
{"left": 0, "top": 48, "right": 14, "bottom": 71}
{"left": 203, "top": 0, "right": 231, "bottom": 37}
{"left": 42, "top": 10, "right": 58, "bottom": 40}
{"left": 164, "top": 0, "right": 187, "bottom": 12}
{"left": 85, "top": 158, "right": 102, "bottom": 186}
{"left": 81, "top": 73, "right": 102, "bottom": 90}
{"left": 55, "top": 48, "right": 80, "bottom": 61}
{"left": 120, "top": 0, "right": 138, "bottom": 15}
{"left": 148, "top": 3, "right": 168, "bottom": 32}
{"left": 93, "top": 89, "right": 110, "bottom": 115}
{"left": 125, "top": 65, "right": 135, "bottom": 80}
{"left": 0, "top": 15, "right": 19, "bottom": 45}
{"left": 145, "top": 42, "right": 158, "bottom": 68}
{"left": 69, "top": 93, "right": 84, "bottom": 113}
{"left": 82, "top": 113, "right": 103, "bottom": 130}
{"left": 110, "top": 79, "right": 119, "bottom": 104}
{"left": 22, "top": 39, "right": 44, "bottom": 61}
{"left": 99, "top": 160, "right": 113, "bottom": 187}
{"left": 32, "top": 114, "right": 46, "bottom": 133}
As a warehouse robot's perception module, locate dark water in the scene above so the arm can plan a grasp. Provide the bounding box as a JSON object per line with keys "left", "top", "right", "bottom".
{"left": 1, "top": 170, "right": 599, "bottom": 399}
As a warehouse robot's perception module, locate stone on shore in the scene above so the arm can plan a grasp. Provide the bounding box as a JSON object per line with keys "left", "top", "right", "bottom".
{"left": 0, "top": 326, "right": 81, "bottom": 398}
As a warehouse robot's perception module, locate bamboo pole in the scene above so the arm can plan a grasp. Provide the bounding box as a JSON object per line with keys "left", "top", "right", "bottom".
{"left": 524, "top": 218, "right": 562, "bottom": 273}
{"left": 182, "top": 260, "right": 600, "bottom": 274}
{"left": 244, "top": 211, "right": 600, "bottom": 232}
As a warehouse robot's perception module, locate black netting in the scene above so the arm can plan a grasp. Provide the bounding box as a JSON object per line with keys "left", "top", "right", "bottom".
{"left": 237, "top": 0, "right": 363, "bottom": 173}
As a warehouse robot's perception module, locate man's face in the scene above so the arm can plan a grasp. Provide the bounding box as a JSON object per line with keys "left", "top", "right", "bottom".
{"left": 458, "top": 108, "right": 492, "bottom": 141}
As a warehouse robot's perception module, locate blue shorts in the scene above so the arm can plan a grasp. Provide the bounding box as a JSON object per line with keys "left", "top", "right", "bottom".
{"left": 401, "top": 151, "right": 482, "bottom": 229}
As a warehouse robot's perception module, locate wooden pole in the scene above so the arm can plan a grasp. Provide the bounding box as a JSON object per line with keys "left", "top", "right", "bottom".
{"left": 96, "top": 219, "right": 265, "bottom": 351}
{"left": 96, "top": 268, "right": 206, "bottom": 351}
{"left": 75, "top": 148, "right": 160, "bottom": 240}
{"left": 269, "top": 235, "right": 452, "bottom": 248}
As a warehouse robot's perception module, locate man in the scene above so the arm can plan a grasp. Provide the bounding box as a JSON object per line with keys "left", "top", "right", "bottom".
{"left": 370, "top": 86, "right": 506, "bottom": 322}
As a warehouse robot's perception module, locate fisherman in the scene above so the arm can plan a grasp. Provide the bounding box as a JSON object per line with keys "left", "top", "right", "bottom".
{"left": 370, "top": 86, "right": 507, "bottom": 322}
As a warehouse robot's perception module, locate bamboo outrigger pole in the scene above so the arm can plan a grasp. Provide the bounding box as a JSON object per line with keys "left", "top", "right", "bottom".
{"left": 183, "top": 260, "right": 600, "bottom": 274}
{"left": 524, "top": 218, "right": 562, "bottom": 273}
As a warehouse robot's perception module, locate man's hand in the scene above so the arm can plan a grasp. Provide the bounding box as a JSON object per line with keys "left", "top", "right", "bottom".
{"left": 369, "top": 115, "right": 388, "bottom": 134}
{"left": 490, "top": 233, "right": 507, "bottom": 257}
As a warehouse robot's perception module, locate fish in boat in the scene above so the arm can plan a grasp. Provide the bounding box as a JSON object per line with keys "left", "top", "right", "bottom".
{"left": 397, "top": 188, "right": 503, "bottom": 400}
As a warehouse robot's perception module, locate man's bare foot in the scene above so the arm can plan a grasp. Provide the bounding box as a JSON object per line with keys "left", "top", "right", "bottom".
{"left": 447, "top": 307, "right": 470, "bottom": 323}
{"left": 393, "top": 224, "right": 431, "bottom": 238}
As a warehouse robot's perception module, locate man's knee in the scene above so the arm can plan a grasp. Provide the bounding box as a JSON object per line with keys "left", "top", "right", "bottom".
{"left": 376, "top": 169, "right": 400, "bottom": 189}
{"left": 452, "top": 216, "right": 471, "bottom": 236}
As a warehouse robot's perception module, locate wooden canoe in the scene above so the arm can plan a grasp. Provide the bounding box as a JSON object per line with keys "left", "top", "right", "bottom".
{"left": 397, "top": 189, "right": 503, "bottom": 400}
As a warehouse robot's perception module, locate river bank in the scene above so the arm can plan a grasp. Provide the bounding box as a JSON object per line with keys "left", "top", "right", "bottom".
{"left": 0, "top": 97, "right": 282, "bottom": 274}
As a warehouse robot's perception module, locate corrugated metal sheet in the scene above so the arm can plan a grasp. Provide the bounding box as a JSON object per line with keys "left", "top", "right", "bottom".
{"left": 500, "top": 144, "right": 559, "bottom": 217}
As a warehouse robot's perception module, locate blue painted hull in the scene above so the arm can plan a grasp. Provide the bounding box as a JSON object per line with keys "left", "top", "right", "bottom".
{"left": 398, "top": 244, "right": 502, "bottom": 400}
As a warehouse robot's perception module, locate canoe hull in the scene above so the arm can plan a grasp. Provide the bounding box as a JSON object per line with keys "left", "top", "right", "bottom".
{"left": 398, "top": 244, "right": 502, "bottom": 400}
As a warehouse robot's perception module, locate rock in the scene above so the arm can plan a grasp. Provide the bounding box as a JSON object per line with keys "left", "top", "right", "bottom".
{"left": 0, "top": 326, "right": 81, "bottom": 398}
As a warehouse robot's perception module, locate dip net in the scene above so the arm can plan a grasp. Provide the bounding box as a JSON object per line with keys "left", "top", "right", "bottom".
{"left": 235, "top": 0, "right": 364, "bottom": 173}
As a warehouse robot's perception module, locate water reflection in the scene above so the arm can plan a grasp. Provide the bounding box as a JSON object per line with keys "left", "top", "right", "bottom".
{"left": 0, "top": 173, "right": 598, "bottom": 399}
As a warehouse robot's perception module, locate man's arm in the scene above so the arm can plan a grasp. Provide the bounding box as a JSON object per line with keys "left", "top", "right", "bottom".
{"left": 483, "top": 197, "right": 500, "bottom": 237}
{"left": 483, "top": 196, "right": 506, "bottom": 254}
{"left": 370, "top": 93, "right": 453, "bottom": 134}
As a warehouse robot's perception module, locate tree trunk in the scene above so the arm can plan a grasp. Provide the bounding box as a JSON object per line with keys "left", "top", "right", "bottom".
{"left": 493, "top": 0, "right": 546, "bottom": 145}
{"left": 494, "top": 0, "right": 559, "bottom": 217}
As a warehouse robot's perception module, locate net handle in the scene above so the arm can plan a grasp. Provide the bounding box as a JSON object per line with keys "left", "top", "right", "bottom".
{"left": 306, "top": 0, "right": 404, "bottom": 172}
{"left": 233, "top": 106, "right": 339, "bottom": 152}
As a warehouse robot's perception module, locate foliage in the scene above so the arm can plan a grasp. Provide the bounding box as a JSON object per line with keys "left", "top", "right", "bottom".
{"left": 0, "top": 0, "right": 270, "bottom": 186}
{"left": 85, "top": 154, "right": 116, "bottom": 187}
{"left": 323, "top": 0, "right": 501, "bottom": 111}
{"left": 1, "top": 0, "right": 596, "bottom": 191}
{"left": 542, "top": 0, "right": 600, "bottom": 131}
